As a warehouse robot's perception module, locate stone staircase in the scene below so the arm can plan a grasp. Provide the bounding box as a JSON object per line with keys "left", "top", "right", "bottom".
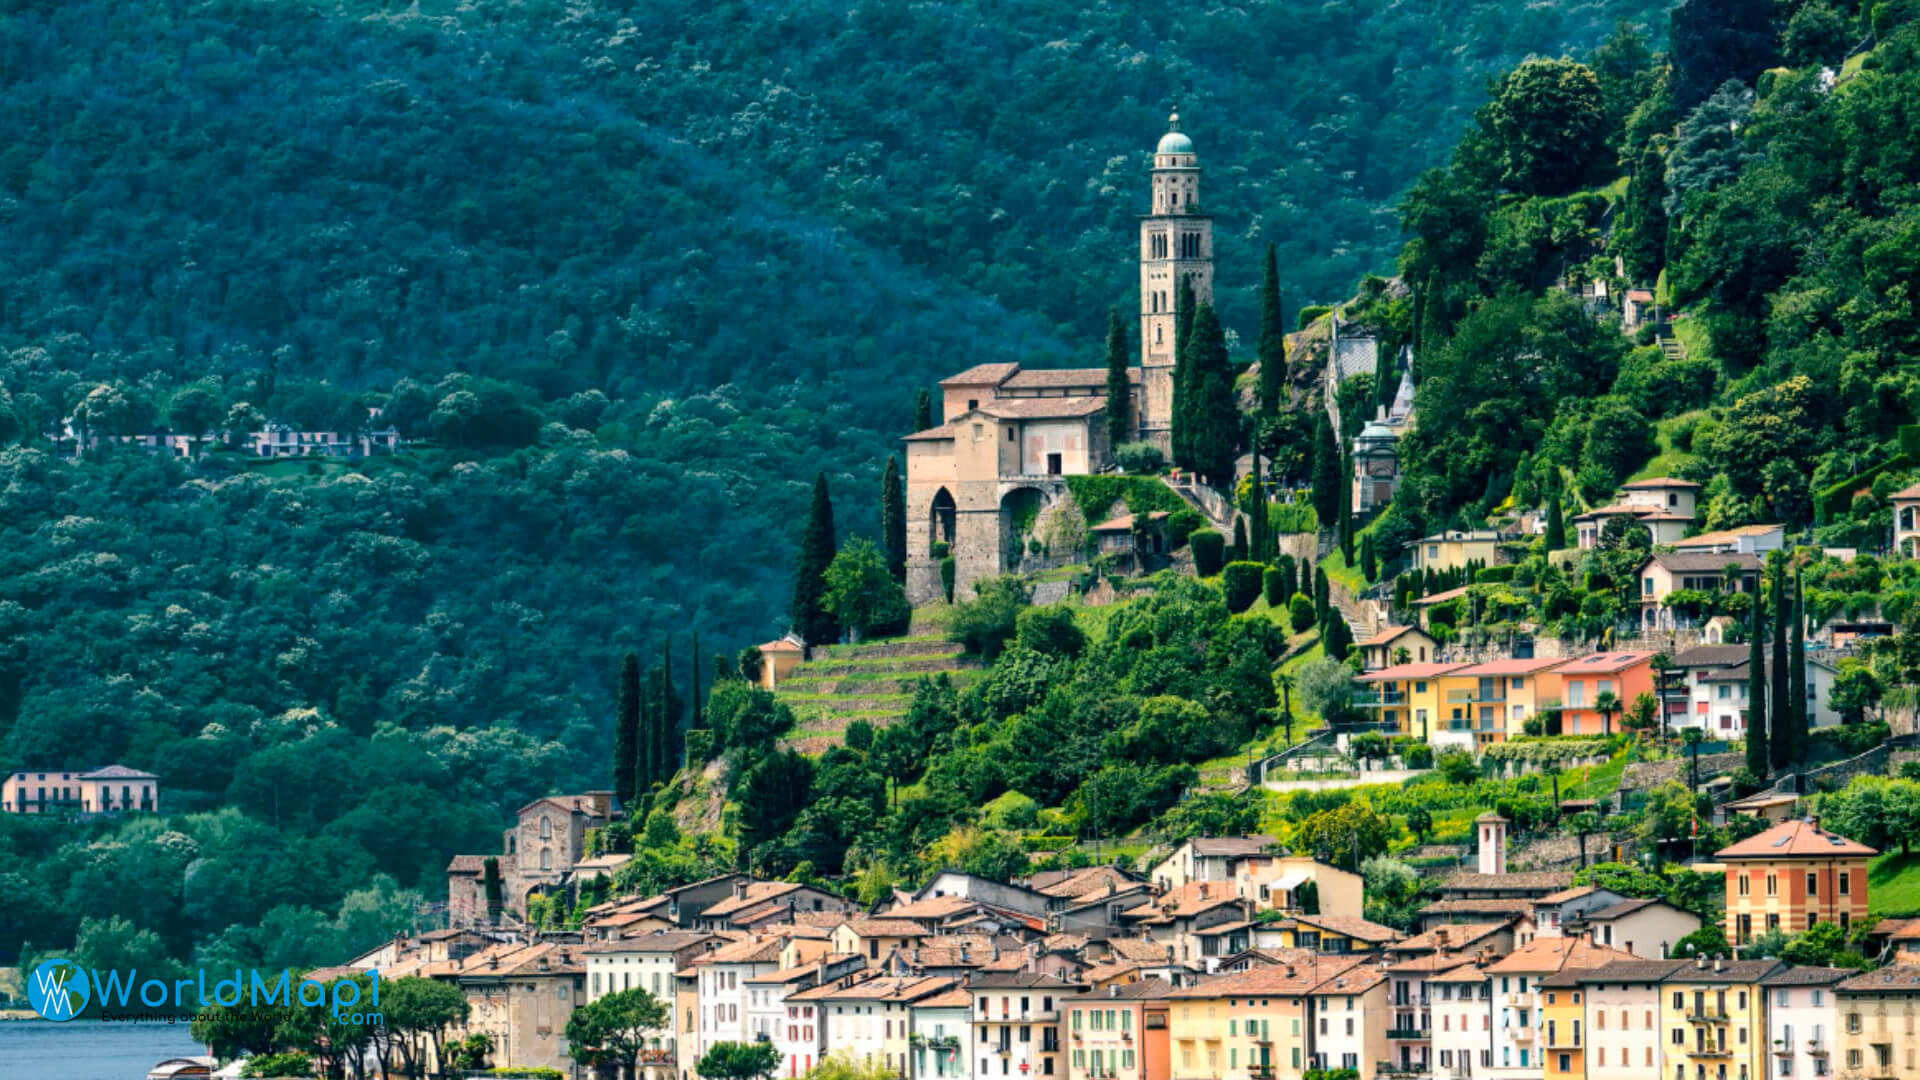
{"left": 1161, "top": 475, "right": 1236, "bottom": 533}
{"left": 773, "top": 613, "right": 983, "bottom": 754}
{"left": 1326, "top": 577, "right": 1385, "bottom": 641}
{"left": 1657, "top": 324, "right": 1686, "bottom": 362}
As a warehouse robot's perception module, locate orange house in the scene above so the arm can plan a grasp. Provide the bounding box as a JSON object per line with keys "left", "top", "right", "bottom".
{"left": 1543, "top": 652, "right": 1656, "bottom": 735}
{"left": 1716, "top": 816, "right": 1876, "bottom": 942}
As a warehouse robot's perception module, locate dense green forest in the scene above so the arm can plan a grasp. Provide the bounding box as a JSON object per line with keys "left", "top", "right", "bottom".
{"left": 0, "top": 0, "right": 1674, "bottom": 970}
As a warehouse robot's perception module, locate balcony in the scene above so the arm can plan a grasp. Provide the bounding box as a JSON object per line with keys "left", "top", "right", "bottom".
{"left": 1806, "top": 1042, "right": 1829, "bottom": 1057}
{"left": 1545, "top": 1033, "right": 1581, "bottom": 1050}
{"left": 1509, "top": 1027, "right": 1535, "bottom": 1043}
{"left": 1687, "top": 1047, "right": 1732, "bottom": 1060}
{"left": 1353, "top": 690, "right": 1408, "bottom": 708}
{"left": 1387, "top": 1029, "right": 1431, "bottom": 1041}
{"left": 1377, "top": 1064, "right": 1429, "bottom": 1077}
{"left": 1446, "top": 690, "right": 1508, "bottom": 704}
{"left": 1687, "top": 1010, "right": 1728, "bottom": 1023}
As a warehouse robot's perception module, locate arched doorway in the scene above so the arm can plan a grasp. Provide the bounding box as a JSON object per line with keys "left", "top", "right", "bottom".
{"left": 929, "top": 488, "right": 956, "bottom": 548}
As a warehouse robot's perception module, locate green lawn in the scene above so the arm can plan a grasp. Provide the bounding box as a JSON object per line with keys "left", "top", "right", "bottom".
{"left": 1628, "top": 410, "right": 1705, "bottom": 483}
{"left": 1868, "top": 851, "right": 1920, "bottom": 916}
{"left": 1672, "top": 316, "right": 1713, "bottom": 367}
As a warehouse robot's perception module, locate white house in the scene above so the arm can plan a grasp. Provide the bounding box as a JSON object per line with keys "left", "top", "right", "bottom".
{"left": 1762, "top": 967, "right": 1845, "bottom": 1080}
{"left": 696, "top": 937, "right": 787, "bottom": 1061}
{"left": 1428, "top": 962, "right": 1493, "bottom": 1080}
{"left": 1565, "top": 898, "right": 1701, "bottom": 961}
{"left": 1676, "top": 654, "right": 1839, "bottom": 737}
{"left": 1148, "top": 835, "right": 1275, "bottom": 891}
{"left": 585, "top": 930, "right": 722, "bottom": 1005}
{"left": 911, "top": 985, "right": 976, "bottom": 1080}
{"left": 1575, "top": 960, "right": 1684, "bottom": 1080}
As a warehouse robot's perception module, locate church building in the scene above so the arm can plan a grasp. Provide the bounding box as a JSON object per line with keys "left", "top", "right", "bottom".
{"left": 902, "top": 114, "right": 1216, "bottom": 604}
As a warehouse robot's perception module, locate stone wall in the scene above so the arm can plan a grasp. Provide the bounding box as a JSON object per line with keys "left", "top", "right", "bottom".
{"left": 1786, "top": 743, "right": 1891, "bottom": 793}
{"left": 1621, "top": 751, "right": 1744, "bottom": 792}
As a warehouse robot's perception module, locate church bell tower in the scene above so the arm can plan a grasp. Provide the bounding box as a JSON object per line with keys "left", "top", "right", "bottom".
{"left": 1138, "top": 110, "right": 1213, "bottom": 454}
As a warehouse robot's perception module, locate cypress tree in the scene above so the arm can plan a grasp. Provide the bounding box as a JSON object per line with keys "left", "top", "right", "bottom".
{"left": 1620, "top": 140, "right": 1670, "bottom": 283}
{"left": 1279, "top": 554, "right": 1297, "bottom": 601}
{"left": 913, "top": 390, "right": 934, "bottom": 432}
{"left": 1184, "top": 303, "right": 1240, "bottom": 487}
{"left": 1232, "top": 517, "right": 1249, "bottom": 562}
{"left": 880, "top": 456, "right": 906, "bottom": 583}
{"left": 1337, "top": 449, "right": 1354, "bottom": 563}
{"left": 1256, "top": 244, "right": 1285, "bottom": 416}
{"left": 1323, "top": 608, "right": 1353, "bottom": 660}
{"left": 791, "top": 472, "right": 839, "bottom": 644}
{"left": 1789, "top": 570, "right": 1807, "bottom": 760}
{"left": 1104, "top": 308, "right": 1132, "bottom": 449}
{"left": 1361, "top": 534, "right": 1377, "bottom": 582}
{"left": 1373, "top": 324, "right": 1397, "bottom": 415}
{"left": 1769, "top": 558, "right": 1792, "bottom": 773}
{"left": 634, "top": 675, "right": 655, "bottom": 812}
{"left": 614, "top": 652, "right": 641, "bottom": 809}
{"left": 1247, "top": 446, "right": 1272, "bottom": 563}
{"left": 1310, "top": 412, "right": 1341, "bottom": 528}
{"left": 1313, "top": 566, "right": 1330, "bottom": 627}
{"left": 1544, "top": 472, "right": 1567, "bottom": 551}
{"left": 656, "top": 640, "right": 679, "bottom": 785}
{"left": 1746, "top": 587, "right": 1769, "bottom": 781}
{"left": 1172, "top": 277, "right": 1199, "bottom": 467}
{"left": 482, "top": 857, "right": 503, "bottom": 925}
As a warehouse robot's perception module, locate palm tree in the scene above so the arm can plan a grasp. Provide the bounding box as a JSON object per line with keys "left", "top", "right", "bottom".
{"left": 1542, "top": 761, "right": 1564, "bottom": 808}
{"left": 1594, "top": 690, "right": 1620, "bottom": 737}
{"left": 1275, "top": 672, "right": 1296, "bottom": 744}
{"left": 1682, "top": 728, "right": 1705, "bottom": 792}
{"left": 1569, "top": 811, "right": 1602, "bottom": 871}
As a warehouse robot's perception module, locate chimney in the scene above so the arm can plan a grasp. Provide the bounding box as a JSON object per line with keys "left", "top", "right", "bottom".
{"left": 1809, "top": 814, "right": 1820, "bottom": 831}
{"left": 735, "top": 880, "right": 749, "bottom": 900}
{"left": 960, "top": 946, "right": 970, "bottom": 964}
{"left": 1285, "top": 964, "right": 1296, "bottom": 978}
{"left": 1164, "top": 944, "right": 1174, "bottom": 962}
{"left": 1109, "top": 984, "right": 1121, "bottom": 998}
{"left": 1695, "top": 954, "right": 1706, "bottom": 970}
{"left": 1435, "top": 929, "right": 1449, "bottom": 950}
{"left": 490, "top": 954, "right": 500, "bottom": 969}
{"left": 1713, "top": 957, "right": 1724, "bottom": 973}
{"left": 1199, "top": 883, "right": 1210, "bottom": 899}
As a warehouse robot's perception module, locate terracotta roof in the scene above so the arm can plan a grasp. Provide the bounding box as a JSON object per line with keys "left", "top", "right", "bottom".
{"left": 701, "top": 882, "right": 808, "bottom": 918}
{"left": 916, "top": 986, "right": 976, "bottom": 1009}
{"left": 1643, "top": 552, "right": 1763, "bottom": 574}
{"left": 1622, "top": 477, "right": 1701, "bottom": 490}
{"left": 1426, "top": 962, "right": 1491, "bottom": 984}
{"left": 1356, "top": 662, "right": 1469, "bottom": 682}
{"left": 1090, "top": 511, "right": 1171, "bottom": 534}
{"left": 966, "top": 970, "right": 1083, "bottom": 990}
{"left": 1482, "top": 935, "right": 1637, "bottom": 975}
{"left": 1626, "top": 289, "right": 1655, "bottom": 302}
{"left": 1568, "top": 959, "right": 1688, "bottom": 984}
{"left": 1107, "top": 937, "right": 1174, "bottom": 962}
{"left": 1123, "top": 882, "right": 1248, "bottom": 921}
{"left": 1667, "top": 959, "right": 1786, "bottom": 984}
{"left": 1879, "top": 918, "right": 1920, "bottom": 942}
{"left": 1305, "top": 966, "right": 1388, "bottom": 995}
{"left": 1535, "top": 885, "right": 1597, "bottom": 904}
{"left": 1443, "top": 871, "right": 1575, "bottom": 892}
{"left": 903, "top": 423, "right": 957, "bottom": 442}
{"left": 703, "top": 936, "right": 787, "bottom": 965}
{"left": 455, "top": 942, "right": 586, "bottom": 979}
{"left": 80, "top": 764, "right": 158, "bottom": 779}
{"left": 1668, "top": 525, "right": 1783, "bottom": 549}
{"left": 1838, "top": 967, "right": 1920, "bottom": 992}
{"left": 1082, "top": 975, "right": 1171, "bottom": 999}
{"left": 583, "top": 931, "right": 722, "bottom": 955}
{"left": 1028, "top": 866, "right": 1144, "bottom": 899}
{"left": 1581, "top": 897, "right": 1672, "bottom": 921}
{"left": 447, "top": 855, "right": 488, "bottom": 873}
{"left": 1082, "top": 961, "right": 1143, "bottom": 983}
{"left": 1291, "top": 914, "right": 1402, "bottom": 943}
{"left": 844, "top": 918, "right": 927, "bottom": 938}
{"left": 1002, "top": 367, "right": 1141, "bottom": 389}
{"left": 1549, "top": 651, "right": 1656, "bottom": 675}
{"left": 1572, "top": 502, "right": 1656, "bottom": 522}
{"left": 1453, "top": 657, "right": 1568, "bottom": 677}
{"left": 1894, "top": 483, "right": 1920, "bottom": 501}
{"left": 1165, "top": 954, "right": 1368, "bottom": 997}
{"left": 939, "top": 363, "right": 1020, "bottom": 387}
{"left": 1386, "top": 953, "right": 1481, "bottom": 975}
{"left": 976, "top": 396, "right": 1107, "bottom": 420}
{"left": 757, "top": 638, "right": 805, "bottom": 653}
{"left": 882, "top": 895, "right": 980, "bottom": 921}
{"left": 1393, "top": 923, "right": 1511, "bottom": 954}
{"left": 1413, "top": 586, "right": 1470, "bottom": 606}
{"left": 1715, "top": 817, "right": 1877, "bottom": 859}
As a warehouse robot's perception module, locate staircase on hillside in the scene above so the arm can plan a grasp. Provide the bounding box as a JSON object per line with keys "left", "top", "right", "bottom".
{"left": 1161, "top": 475, "right": 1236, "bottom": 533}
{"left": 1657, "top": 324, "right": 1686, "bottom": 362}
{"left": 1326, "top": 578, "right": 1385, "bottom": 641}
{"left": 772, "top": 615, "right": 983, "bottom": 754}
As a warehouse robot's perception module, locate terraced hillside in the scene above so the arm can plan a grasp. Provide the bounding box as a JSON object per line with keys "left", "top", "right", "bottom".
{"left": 776, "top": 615, "right": 985, "bottom": 753}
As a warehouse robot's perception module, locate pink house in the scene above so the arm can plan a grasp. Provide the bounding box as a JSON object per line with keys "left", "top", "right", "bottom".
{"left": 2, "top": 764, "right": 158, "bottom": 814}
{"left": 1543, "top": 652, "right": 1657, "bottom": 734}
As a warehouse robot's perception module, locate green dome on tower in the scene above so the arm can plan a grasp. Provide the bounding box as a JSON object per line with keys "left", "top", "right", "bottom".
{"left": 1157, "top": 110, "right": 1194, "bottom": 155}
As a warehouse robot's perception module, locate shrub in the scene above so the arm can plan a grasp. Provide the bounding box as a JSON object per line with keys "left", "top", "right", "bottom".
{"left": 1016, "top": 605, "right": 1087, "bottom": 659}
{"left": 1476, "top": 564, "right": 1515, "bottom": 584}
{"left": 1297, "top": 305, "right": 1332, "bottom": 331}
{"left": 1190, "top": 529, "right": 1226, "bottom": 576}
{"left": 844, "top": 719, "right": 874, "bottom": 750}
{"left": 1263, "top": 566, "right": 1285, "bottom": 608}
{"left": 939, "top": 557, "right": 956, "bottom": 602}
{"left": 1221, "top": 561, "right": 1265, "bottom": 613}
{"left": 683, "top": 728, "right": 715, "bottom": 762}
{"left": 1403, "top": 743, "right": 1434, "bottom": 769}
{"left": 243, "top": 1053, "right": 313, "bottom": 1078}
{"left": 1166, "top": 509, "right": 1204, "bottom": 549}
{"left": 931, "top": 541, "right": 951, "bottom": 559}
{"left": 949, "top": 576, "right": 1027, "bottom": 659}
{"left": 1288, "top": 593, "right": 1316, "bottom": 632}
{"left": 1113, "top": 441, "right": 1166, "bottom": 474}
{"left": 1271, "top": 503, "right": 1318, "bottom": 533}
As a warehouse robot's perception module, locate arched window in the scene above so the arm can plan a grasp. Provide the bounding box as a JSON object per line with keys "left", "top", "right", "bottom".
{"left": 539, "top": 815, "right": 551, "bottom": 839}
{"left": 541, "top": 848, "right": 553, "bottom": 871}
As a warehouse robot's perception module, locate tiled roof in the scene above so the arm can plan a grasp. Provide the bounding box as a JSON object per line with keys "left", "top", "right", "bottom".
{"left": 1582, "top": 897, "right": 1668, "bottom": 921}
{"left": 1623, "top": 477, "right": 1701, "bottom": 490}
{"left": 976, "top": 396, "right": 1106, "bottom": 420}
{"left": 1082, "top": 961, "right": 1143, "bottom": 984}
{"left": 1670, "top": 645, "right": 1752, "bottom": 667}
{"left": 1090, "top": 512, "right": 1171, "bottom": 534}
{"left": 1002, "top": 367, "right": 1140, "bottom": 389}
{"left": 1453, "top": 658, "right": 1567, "bottom": 677}
{"left": 1572, "top": 502, "right": 1655, "bottom": 521}
{"left": 1418, "top": 898, "right": 1538, "bottom": 917}
{"left": 80, "top": 764, "right": 158, "bottom": 779}
{"left": 1443, "top": 871, "right": 1575, "bottom": 892}
{"left": 1188, "top": 836, "right": 1276, "bottom": 857}
{"left": 1549, "top": 651, "right": 1656, "bottom": 675}
{"left": 1082, "top": 975, "right": 1171, "bottom": 999}
{"left": 939, "top": 363, "right": 1020, "bottom": 387}
{"left": 1292, "top": 914, "right": 1402, "bottom": 943}
{"left": 1358, "top": 625, "right": 1426, "bottom": 647}
{"left": 882, "top": 895, "right": 980, "bottom": 921}
{"left": 1837, "top": 967, "right": 1920, "bottom": 992}
{"left": 1716, "top": 817, "right": 1877, "bottom": 859}
{"left": 903, "top": 423, "right": 957, "bottom": 442}
{"left": 1165, "top": 954, "right": 1368, "bottom": 997}
{"left": 1644, "top": 552, "right": 1763, "bottom": 573}
{"left": 1306, "top": 966, "right": 1388, "bottom": 995}
{"left": 1392, "top": 924, "right": 1511, "bottom": 953}
{"left": 1413, "top": 586, "right": 1470, "bottom": 606}
{"left": 1569, "top": 959, "right": 1689, "bottom": 984}
{"left": 1536, "top": 885, "right": 1597, "bottom": 904}
{"left": 966, "top": 971, "right": 1082, "bottom": 990}
{"left": 1356, "top": 662, "right": 1469, "bottom": 682}
{"left": 1107, "top": 937, "right": 1174, "bottom": 962}
{"left": 1668, "top": 959, "right": 1786, "bottom": 985}
{"left": 447, "top": 854, "right": 488, "bottom": 873}
{"left": 1894, "top": 483, "right": 1920, "bottom": 501}
{"left": 1761, "top": 966, "right": 1855, "bottom": 986}
{"left": 916, "top": 986, "right": 976, "bottom": 1009}
{"left": 1669, "top": 525, "right": 1783, "bottom": 549}
{"left": 1387, "top": 953, "right": 1481, "bottom": 975}
{"left": 1482, "top": 935, "right": 1637, "bottom": 974}
{"left": 702, "top": 936, "right": 786, "bottom": 965}
{"left": 844, "top": 918, "right": 927, "bottom": 938}
{"left": 582, "top": 931, "right": 722, "bottom": 955}
{"left": 1123, "top": 882, "right": 1246, "bottom": 920}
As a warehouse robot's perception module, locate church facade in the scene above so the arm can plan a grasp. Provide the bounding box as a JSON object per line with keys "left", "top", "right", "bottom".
{"left": 902, "top": 114, "right": 1214, "bottom": 604}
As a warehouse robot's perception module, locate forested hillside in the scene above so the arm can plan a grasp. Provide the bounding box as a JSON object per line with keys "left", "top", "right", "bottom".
{"left": 0, "top": 0, "right": 1671, "bottom": 971}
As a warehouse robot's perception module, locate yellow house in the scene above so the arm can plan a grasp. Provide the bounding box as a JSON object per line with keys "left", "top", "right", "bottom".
{"left": 1656, "top": 957, "right": 1782, "bottom": 1080}
{"left": 1253, "top": 914, "right": 1401, "bottom": 956}
{"left": 1353, "top": 663, "right": 1467, "bottom": 740}
{"left": 1432, "top": 658, "right": 1568, "bottom": 751}
{"left": 1408, "top": 530, "right": 1503, "bottom": 574}
{"left": 1836, "top": 966, "right": 1920, "bottom": 1080}
{"left": 1165, "top": 954, "right": 1371, "bottom": 1080}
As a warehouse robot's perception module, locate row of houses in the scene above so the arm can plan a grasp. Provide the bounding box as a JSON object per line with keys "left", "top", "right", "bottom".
{"left": 1346, "top": 640, "right": 1838, "bottom": 750}
{"left": 53, "top": 409, "right": 403, "bottom": 460}
{"left": 372, "top": 817, "right": 1908, "bottom": 1080}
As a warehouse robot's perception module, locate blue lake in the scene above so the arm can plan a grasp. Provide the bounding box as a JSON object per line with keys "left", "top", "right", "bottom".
{"left": 2, "top": 1018, "right": 206, "bottom": 1080}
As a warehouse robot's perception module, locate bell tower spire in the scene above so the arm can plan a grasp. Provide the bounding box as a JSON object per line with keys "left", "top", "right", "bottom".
{"left": 1138, "top": 109, "right": 1213, "bottom": 454}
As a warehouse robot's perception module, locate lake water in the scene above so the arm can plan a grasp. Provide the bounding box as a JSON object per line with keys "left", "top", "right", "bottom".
{"left": 2, "top": 1018, "right": 206, "bottom": 1079}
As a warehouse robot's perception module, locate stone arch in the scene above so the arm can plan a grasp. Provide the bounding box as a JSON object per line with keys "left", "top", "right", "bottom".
{"left": 929, "top": 487, "right": 956, "bottom": 548}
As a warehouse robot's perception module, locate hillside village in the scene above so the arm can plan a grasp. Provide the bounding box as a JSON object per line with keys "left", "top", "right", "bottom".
{"left": 219, "top": 98, "right": 1920, "bottom": 1080}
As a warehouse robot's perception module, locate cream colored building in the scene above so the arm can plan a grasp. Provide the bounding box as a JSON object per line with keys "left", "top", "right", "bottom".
{"left": 1835, "top": 967, "right": 1920, "bottom": 1080}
